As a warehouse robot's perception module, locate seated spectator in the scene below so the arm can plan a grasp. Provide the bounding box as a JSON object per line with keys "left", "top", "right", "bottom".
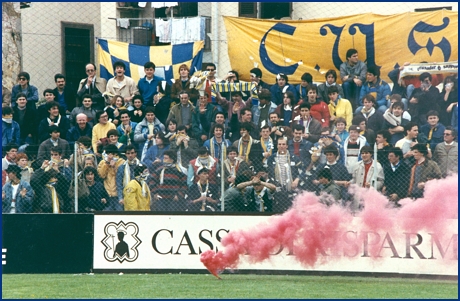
{"left": 31, "top": 162, "right": 70, "bottom": 213}
{"left": 15, "top": 153, "right": 33, "bottom": 183}
{"left": 343, "top": 125, "right": 368, "bottom": 173}
{"left": 331, "top": 117, "right": 349, "bottom": 146}
{"left": 143, "top": 132, "right": 170, "bottom": 169}
{"left": 2, "top": 106, "right": 20, "bottom": 148}
{"left": 327, "top": 85, "right": 353, "bottom": 130}
{"left": 275, "top": 91, "right": 295, "bottom": 127}
{"left": 148, "top": 150, "right": 188, "bottom": 211}
{"left": 13, "top": 93, "right": 37, "bottom": 147}
{"left": 420, "top": 110, "right": 446, "bottom": 151}
{"left": 382, "top": 147, "right": 410, "bottom": 207}
{"left": 79, "top": 166, "right": 109, "bottom": 212}
{"left": 294, "top": 72, "right": 313, "bottom": 101}
{"left": 387, "top": 62, "right": 413, "bottom": 105}
{"left": 169, "top": 125, "right": 199, "bottom": 172}
{"left": 37, "top": 125, "right": 71, "bottom": 161}
{"left": 67, "top": 113, "right": 93, "bottom": 150}
{"left": 187, "top": 168, "right": 220, "bottom": 212}
{"left": 2, "top": 165, "right": 34, "bottom": 213}
{"left": 187, "top": 147, "right": 219, "bottom": 187}
{"left": 304, "top": 84, "right": 331, "bottom": 128}
{"left": 395, "top": 122, "right": 421, "bottom": 166}
{"left": 270, "top": 73, "right": 298, "bottom": 106}
{"left": 70, "top": 94, "right": 97, "bottom": 126}
{"left": 104, "top": 94, "right": 126, "bottom": 126}
{"left": 165, "top": 119, "right": 178, "bottom": 142}
{"left": 292, "top": 102, "right": 322, "bottom": 143}
{"left": 203, "top": 124, "right": 231, "bottom": 160}
{"left": 129, "top": 95, "right": 146, "bottom": 124}
{"left": 116, "top": 145, "right": 141, "bottom": 205}
{"left": 11, "top": 71, "right": 39, "bottom": 110}
{"left": 92, "top": 111, "right": 116, "bottom": 156}
{"left": 97, "top": 144, "right": 126, "bottom": 211}
{"left": 316, "top": 168, "right": 342, "bottom": 205}
{"left": 407, "top": 143, "right": 442, "bottom": 199}
{"left": 223, "top": 170, "right": 252, "bottom": 212}
{"left": 387, "top": 94, "right": 411, "bottom": 120}
{"left": 375, "top": 129, "right": 393, "bottom": 168}
{"left": 37, "top": 89, "right": 66, "bottom": 122}
{"left": 317, "top": 69, "right": 344, "bottom": 104}
{"left": 52, "top": 73, "right": 77, "bottom": 115}
{"left": 236, "top": 173, "right": 276, "bottom": 212}
{"left": 192, "top": 92, "right": 218, "bottom": 143}
{"left": 171, "top": 64, "right": 199, "bottom": 105}
{"left": 340, "top": 48, "right": 367, "bottom": 110}
{"left": 2, "top": 143, "right": 19, "bottom": 171}
{"left": 250, "top": 89, "right": 277, "bottom": 129}
{"left": 357, "top": 66, "right": 391, "bottom": 113}
{"left": 433, "top": 126, "right": 458, "bottom": 178}
{"left": 69, "top": 136, "right": 97, "bottom": 173}
{"left": 105, "top": 129, "right": 126, "bottom": 158}
{"left": 209, "top": 112, "right": 229, "bottom": 140}
{"left": 352, "top": 116, "right": 376, "bottom": 148}
{"left": 250, "top": 67, "right": 272, "bottom": 93}
{"left": 222, "top": 146, "right": 250, "bottom": 190}
{"left": 229, "top": 108, "right": 259, "bottom": 142}
{"left": 134, "top": 106, "right": 165, "bottom": 159}
{"left": 313, "top": 127, "right": 345, "bottom": 166}
{"left": 38, "top": 101, "right": 70, "bottom": 142}
{"left": 354, "top": 94, "right": 384, "bottom": 133}
{"left": 117, "top": 110, "right": 137, "bottom": 147}
{"left": 383, "top": 99, "right": 410, "bottom": 145}
{"left": 123, "top": 164, "right": 151, "bottom": 211}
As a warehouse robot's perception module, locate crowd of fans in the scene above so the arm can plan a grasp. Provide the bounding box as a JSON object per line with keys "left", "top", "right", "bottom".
{"left": 2, "top": 48, "right": 458, "bottom": 214}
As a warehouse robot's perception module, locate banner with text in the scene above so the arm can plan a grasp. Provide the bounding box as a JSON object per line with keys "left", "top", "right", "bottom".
{"left": 223, "top": 11, "right": 458, "bottom": 84}
{"left": 93, "top": 214, "right": 458, "bottom": 276}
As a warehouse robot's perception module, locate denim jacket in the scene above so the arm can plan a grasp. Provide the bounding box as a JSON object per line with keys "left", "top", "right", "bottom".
{"left": 2, "top": 180, "right": 34, "bottom": 213}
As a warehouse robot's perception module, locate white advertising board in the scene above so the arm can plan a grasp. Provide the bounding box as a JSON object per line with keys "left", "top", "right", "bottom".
{"left": 93, "top": 214, "right": 458, "bottom": 276}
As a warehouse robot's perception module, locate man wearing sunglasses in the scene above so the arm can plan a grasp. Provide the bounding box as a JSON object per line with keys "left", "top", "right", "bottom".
{"left": 11, "top": 72, "right": 39, "bottom": 110}
{"left": 77, "top": 63, "right": 107, "bottom": 111}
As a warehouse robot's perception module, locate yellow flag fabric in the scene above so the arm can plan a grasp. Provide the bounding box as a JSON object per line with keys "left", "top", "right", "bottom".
{"left": 223, "top": 11, "right": 458, "bottom": 84}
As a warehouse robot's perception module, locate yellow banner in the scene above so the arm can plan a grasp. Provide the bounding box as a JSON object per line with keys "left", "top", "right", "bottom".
{"left": 223, "top": 11, "right": 458, "bottom": 84}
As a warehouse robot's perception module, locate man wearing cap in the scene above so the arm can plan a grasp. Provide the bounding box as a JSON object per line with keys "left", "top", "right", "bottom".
{"left": 187, "top": 168, "right": 220, "bottom": 212}
{"left": 77, "top": 63, "right": 107, "bottom": 111}
{"left": 2, "top": 165, "right": 34, "bottom": 213}
{"left": 97, "top": 144, "right": 126, "bottom": 211}
{"left": 342, "top": 125, "right": 368, "bottom": 173}
{"left": 37, "top": 125, "right": 71, "bottom": 161}
{"left": 148, "top": 150, "right": 187, "bottom": 211}
{"left": 250, "top": 89, "right": 277, "bottom": 129}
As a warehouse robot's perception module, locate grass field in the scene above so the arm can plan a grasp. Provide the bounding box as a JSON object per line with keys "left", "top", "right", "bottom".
{"left": 2, "top": 273, "right": 458, "bottom": 299}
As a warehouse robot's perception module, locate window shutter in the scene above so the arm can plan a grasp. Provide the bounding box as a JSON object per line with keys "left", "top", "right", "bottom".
{"left": 239, "top": 2, "right": 257, "bottom": 18}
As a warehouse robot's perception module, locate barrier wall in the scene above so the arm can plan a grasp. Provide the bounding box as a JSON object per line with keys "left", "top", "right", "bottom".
{"left": 2, "top": 214, "right": 93, "bottom": 274}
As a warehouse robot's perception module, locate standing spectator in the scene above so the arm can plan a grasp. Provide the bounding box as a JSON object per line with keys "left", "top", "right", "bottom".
{"left": 67, "top": 114, "right": 93, "bottom": 150}
{"left": 192, "top": 92, "right": 218, "bottom": 143}
{"left": 106, "top": 61, "right": 139, "bottom": 103}
{"left": 420, "top": 110, "right": 446, "bottom": 151}
{"left": 37, "top": 89, "right": 65, "bottom": 122}
{"left": 137, "top": 61, "right": 163, "bottom": 106}
{"left": 433, "top": 126, "right": 458, "bottom": 177}
{"left": 11, "top": 71, "right": 39, "bottom": 110}
{"left": 275, "top": 91, "right": 295, "bottom": 127}
{"left": 37, "top": 101, "right": 70, "bottom": 142}
{"left": 70, "top": 94, "right": 97, "bottom": 126}
{"left": 407, "top": 143, "right": 442, "bottom": 199}
{"left": 339, "top": 48, "right": 367, "bottom": 109}
{"left": 2, "top": 143, "right": 18, "bottom": 171}
{"left": 439, "top": 76, "right": 458, "bottom": 126}
{"left": 235, "top": 174, "right": 276, "bottom": 212}
{"left": 316, "top": 168, "right": 342, "bottom": 205}
{"left": 79, "top": 166, "right": 109, "bottom": 212}
{"left": 270, "top": 73, "right": 298, "bottom": 106}
{"left": 288, "top": 124, "right": 313, "bottom": 171}
{"left": 13, "top": 93, "right": 37, "bottom": 146}
{"left": 123, "top": 164, "right": 151, "bottom": 211}
{"left": 53, "top": 73, "right": 76, "bottom": 114}
{"left": 171, "top": 63, "right": 199, "bottom": 105}
{"left": 97, "top": 145, "right": 126, "bottom": 211}
{"left": 382, "top": 147, "right": 410, "bottom": 207}
{"left": 2, "top": 106, "right": 20, "bottom": 148}
{"left": 148, "top": 150, "right": 187, "bottom": 211}
{"left": 105, "top": 129, "right": 126, "bottom": 157}
{"left": 375, "top": 129, "right": 392, "bottom": 168}
{"left": 317, "top": 69, "right": 344, "bottom": 104}
{"left": 134, "top": 107, "right": 165, "bottom": 158}
{"left": 222, "top": 146, "right": 248, "bottom": 190}
{"left": 232, "top": 122, "right": 259, "bottom": 164}
{"left": 116, "top": 145, "right": 141, "bottom": 205}
{"left": 357, "top": 66, "right": 391, "bottom": 113}
{"left": 31, "top": 163, "right": 69, "bottom": 213}
{"left": 37, "top": 125, "right": 71, "bottom": 161}
{"left": 249, "top": 67, "right": 271, "bottom": 93}
{"left": 68, "top": 136, "right": 97, "bottom": 173}
{"left": 105, "top": 94, "right": 125, "bottom": 126}
{"left": 167, "top": 90, "right": 195, "bottom": 135}
{"left": 250, "top": 89, "right": 277, "bottom": 129}
{"left": 294, "top": 72, "right": 313, "bottom": 101}
{"left": 352, "top": 116, "right": 376, "bottom": 148}
{"left": 152, "top": 81, "right": 173, "bottom": 125}
{"left": 91, "top": 111, "right": 116, "bottom": 157}
{"left": 77, "top": 63, "right": 107, "bottom": 111}
{"left": 395, "top": 122, "right": 420, "bottom": 166}
{"left": 327, "top": 85, "right": 353, "bottom": 130}
{"left": 407, "top": 72, "right": 441, "bottom": 125}
{"left": 229, "top": 108, "right": 259, "bottom": 141}
{"left": 187, "top": 168, "right": 220, "bottom": 212}
{"left": 2, "top": 165, "right": 34, "bottom": 213}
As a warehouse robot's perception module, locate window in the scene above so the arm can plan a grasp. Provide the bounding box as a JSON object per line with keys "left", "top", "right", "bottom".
{"left": 239, "top": 2, "right": 292, "bottom": 19}
{"left": 414, "top": 6, "right": 452, "bottom": 12}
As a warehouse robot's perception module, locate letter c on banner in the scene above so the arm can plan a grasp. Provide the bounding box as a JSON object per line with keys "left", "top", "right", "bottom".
{"left": 259, "top": 23, "right": 300, "bottom": 75}
{"left": 152, "top": 229, "right": 173, "bottom": 254}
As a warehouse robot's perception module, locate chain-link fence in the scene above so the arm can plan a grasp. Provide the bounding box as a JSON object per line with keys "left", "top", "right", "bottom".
{"left": 2, "top": 2, "right": 458, "bottom": 214}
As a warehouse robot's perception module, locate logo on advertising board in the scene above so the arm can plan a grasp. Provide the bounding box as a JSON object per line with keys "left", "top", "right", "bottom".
{"left": 101, "top": 221, "right": 141, "bottom": 263}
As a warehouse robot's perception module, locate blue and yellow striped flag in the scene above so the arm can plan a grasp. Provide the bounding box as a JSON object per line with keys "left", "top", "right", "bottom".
{"left": 97, "top": 38, "right": 204, "bottom": 83}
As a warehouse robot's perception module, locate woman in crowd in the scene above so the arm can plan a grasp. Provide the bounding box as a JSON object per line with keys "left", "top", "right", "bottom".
{"left": 129, "top": 95, "right": 146, "bottom": 124}
{"left": 275, "top": 91, "right": 295, "bottom": 127}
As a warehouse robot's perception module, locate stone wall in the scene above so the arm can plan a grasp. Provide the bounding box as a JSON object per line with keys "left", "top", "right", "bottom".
{"left": 2, "top": 2, "right": 22, "bottom": 92}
